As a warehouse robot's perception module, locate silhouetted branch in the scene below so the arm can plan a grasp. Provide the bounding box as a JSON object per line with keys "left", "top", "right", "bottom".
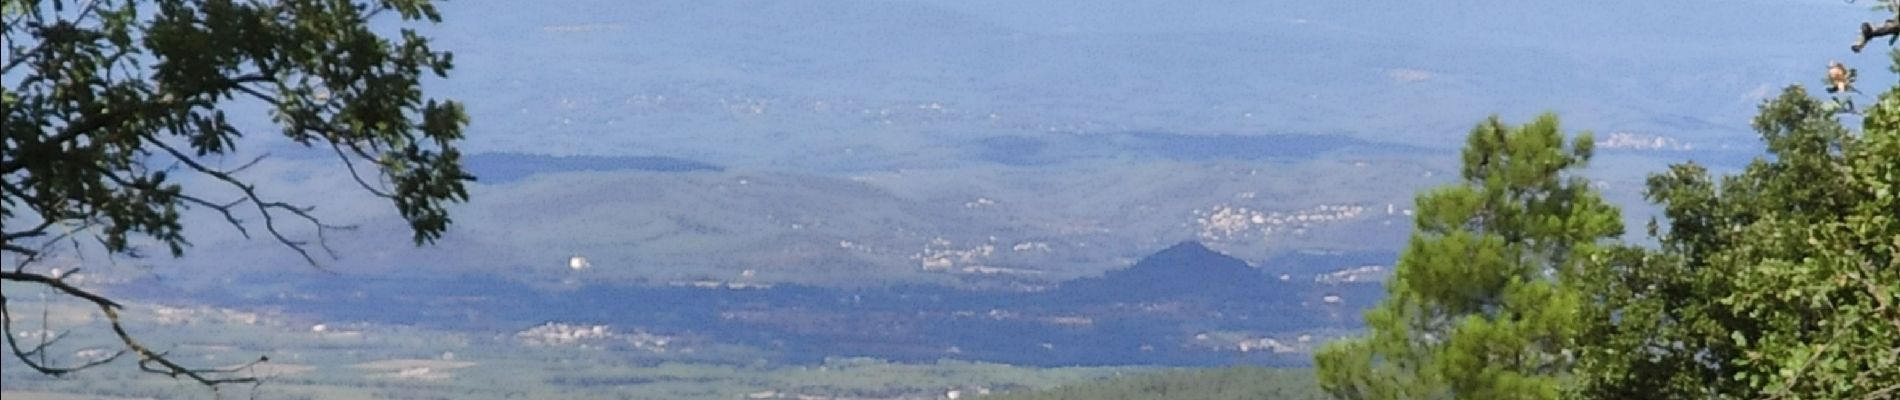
{"left": 1853, "top": 19, "right": 1900, "bottom": 53}
{"left": 1, "top": 271, "right": 122, "bottom": 308}
{"left": 7, "top": 220, "right": 103, "bottom": 272}
{"left": 331, "top": 142, "right": 395, "bottom": 198}
{"left": 1, "top": 297, "right": 125, "bottom": 376}
{"left": 139, "top": 133, "right": 354, "bottom": 266}
{"left": 3, "top": 219, "right": 58, "bottom": 243}
{"left": 227, "top": 75, "right": 398, "bottom": 200}
{"left": 0, "top": 270, "right": 265, "bottom": 388}
{"left": 91, "top": 165, "right": 252, "bottom": 240}
{"left": 1854, "top": 0, "right": 1900, "bottom": 53}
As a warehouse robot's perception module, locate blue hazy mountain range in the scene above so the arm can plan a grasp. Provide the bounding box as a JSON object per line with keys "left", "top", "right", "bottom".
{"left": 71, "top": 0, "right": 1890, "bottom": 372}
{"left": 464, "top": 153, "right": 724, "bottom": 184}
{"left": 152, "top": 0, "right": 1876, "bottom": 290}
{"left": 419, "top": 0, "right": 1869, "bottom": 171}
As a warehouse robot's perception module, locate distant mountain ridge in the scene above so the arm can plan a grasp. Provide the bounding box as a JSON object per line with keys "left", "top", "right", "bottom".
{"left": 464, "top": 153, "right": 723, "bottom": 183}
{"left": 970, "top": 132, "right": 1424, "bottom": 166}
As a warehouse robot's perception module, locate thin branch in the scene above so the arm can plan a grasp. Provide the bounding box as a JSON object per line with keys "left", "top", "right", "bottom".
{"left": 225, "top": 153, "right": 270, "bottom": 175}
{"left": 2, "top": 243, "right": 38, "bottom": 257}
{"left": 68, "top": 0, "right": 104, "bottom": 29}
{"left": 1, "top": 296, "right": 124, "bottom": 376}
{"left": 1, "top": 218, "right": 58, "bottom": 243}
{"left": 330, "top": 141, "right": 393, "bottom": 198}
{"left": 1, "top": 271, "right": 265, "bottom": 387}
{"left": 139, "top": 133, "right": 356, "bottom": 265}
{"left": 89, "top": 164, "right": 254, "bottom": 240}
{"left": 229, "top": 81, "right": 280, "bottom": 105}
{"left": 1, "top": 271, "right": 122, "bottom": 308}
{"left": 21, "top": 328, "right": 70, "bottom": 360}
{"left": 9, "top": 219, "right": 100, "bottom": 272}
{"left": 113, "top": 305, "right": 267, "bottom": 387}
{"left": 345, "top": 141, "right": 387, "bottom": 166}
{"left": 223, "top": 75, "right": 397, "bottom": 204}
{"left": 0, "top": 35, "right": 47, "bottom": 76}
{"left": 1854, "top": 19, "right": 1900, "bottom": 53}
{"left": 1869, "top": 382, "right": 1900, "bottom": 400}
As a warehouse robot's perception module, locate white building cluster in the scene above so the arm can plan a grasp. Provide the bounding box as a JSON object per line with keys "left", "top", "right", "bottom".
{"left": 913, "top": 237, "right": 996, "bottom": 271}
{"left": 1192, "top": 203, "right": 1368, "bottom": 242}
{"left": 515, "top": 322, "right": 615, "bottom": 346}
{"left": 1316, "top": 265, "right": 1389, "bottom": 285}
{"left": 1598, "top": 132, "right": 1692, "bottom": 151}
{"left": 151, "top": 305, "right": 266, "bottom": 326}
{"left": 514, "top": 322, "right": 678, "bottom": 352}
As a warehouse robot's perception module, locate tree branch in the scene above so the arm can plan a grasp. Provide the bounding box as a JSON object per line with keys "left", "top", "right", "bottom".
{"left": 139, "top": 133, "right": 352, "bottom": 266}
{"left": 331, "top": 141, "right": 394, "bottom": 198}
{"left": 0, "top": 270, "right": 265, "bottom": 388}
{"left": 1854, "top": 19, "right": 1900, "bottom": 53}
{"left": 1, "top": 271, "right": 123, "bottom": 308}
{"left": 0, "top": 36, "right": 48, "bottom": 76}
{"left": 90, "top": 164, "right": 254, "bottom": 240}
{"left": 2, "top": 243, "right": 40, "bottom": 258}
{"left": 7, "top": 220, "right": 103, "bottom": 272}
{"left": 1, "top": 296, "right": 125, "bottom": 376}
{"left": 224, "top": 75, "right": 396, "bottom": 199}
{"left": 2, "top": 219, "right": 60, "bottom": 243}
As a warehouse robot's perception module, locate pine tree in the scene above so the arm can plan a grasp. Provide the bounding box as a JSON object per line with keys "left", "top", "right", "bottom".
{"left": 1315, "top": 114, "right": 1622, "bottom": 399}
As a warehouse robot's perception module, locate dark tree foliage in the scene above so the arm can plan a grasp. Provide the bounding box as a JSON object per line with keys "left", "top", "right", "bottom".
{"left": 1572, "top": 86, "right": 1899, "bottom": 400}
{"left": 1314, "top": 115, "right": 1619, "bottom": 400}
{"left": 1, "top": 0, "right": 467, "bottom": 388}
{"left": 1317, "top": 5, "right": 1899, "bottom": 399}
{"left": 1317, "top": 103, "right": 1896, "bottom": 400}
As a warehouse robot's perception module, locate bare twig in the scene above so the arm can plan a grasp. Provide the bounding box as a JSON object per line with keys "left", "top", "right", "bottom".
{"left": 1, "top": 271, "right": 122, "bottom": 308}
{"left": 138, "top": 133, "right": 353, "bottom": 266}
{"left": 1, "top": 296, "right": 125, "bottom": 376}
{"left": 1, "top": 219, "right": 59, "bottom": 243}
{"left": 0, "top": 270, "right": 264, "bottom": 387}
{"left": 90, "top": 165, "right": 254, "bottom": 240}
{"left": 9, "top": 220, "right": 101, "bottom": 272}
{"left": 1854, "top": 19, "right": 1900, "bottom": 53}
{"left": 330, "top": 141, "right": 394, "bottom": 198}
{"left": 0, "top": 34, "right": 48, "bottom": 76}
{"left": 225, "top": 154, "right": 270, "bottom": 175}
{"left": 228, "top": 75, "right": 400, "bottom": 201}
{"left": 1, "top": 243, "right": 38, "bottom": 257}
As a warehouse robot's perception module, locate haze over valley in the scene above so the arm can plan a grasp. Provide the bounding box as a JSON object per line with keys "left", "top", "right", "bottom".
{"left": 3, "top": 0, "right": 1882, "bottom": 398}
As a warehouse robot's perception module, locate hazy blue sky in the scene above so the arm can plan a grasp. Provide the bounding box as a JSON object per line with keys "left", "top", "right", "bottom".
{"left": 402, "top": 0, "right": 1876, "bottom": 164}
